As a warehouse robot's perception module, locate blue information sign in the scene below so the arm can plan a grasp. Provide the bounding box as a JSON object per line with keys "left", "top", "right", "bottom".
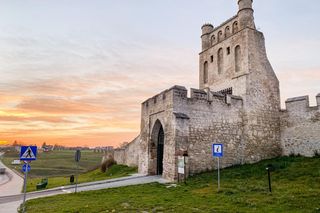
{"left": 212, "top": 144, "right": 223, "bottom": 158}
{"left": 22, "top": 164, "right": 31, "bottom": 173}
{"left": 20, "top": 146, "right": 37, "bottom": 161}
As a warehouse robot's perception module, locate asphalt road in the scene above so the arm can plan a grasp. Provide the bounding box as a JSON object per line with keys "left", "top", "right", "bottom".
{"left": 0, "top": 152, "right": 24, "bottom": 212}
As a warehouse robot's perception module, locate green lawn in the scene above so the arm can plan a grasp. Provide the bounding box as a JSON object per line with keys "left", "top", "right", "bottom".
{"left": 2, "top": 150, "right": 137, "bottom": 192}
{"left": 25, "top": 156, "right": 320, "bottom": 213}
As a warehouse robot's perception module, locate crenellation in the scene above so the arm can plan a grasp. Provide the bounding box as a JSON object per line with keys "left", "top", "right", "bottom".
{"left": 285, "top": 95, "right": 309, "bottom": 111}
{"left": 284, "top": 95, "right": 320, "bottom": 112}
{"left": 281, "top": 94, "right": 320, "bottom": 157}
{"left": 190, "top": 88, "right": 207, "bottom": 100}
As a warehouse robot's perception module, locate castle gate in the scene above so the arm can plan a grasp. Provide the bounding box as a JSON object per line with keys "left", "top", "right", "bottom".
{"left": 150, "top": 120, "right": 164, "bottom": 175}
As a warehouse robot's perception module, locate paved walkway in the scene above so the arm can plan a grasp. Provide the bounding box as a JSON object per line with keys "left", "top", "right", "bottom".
{"left": 0, "top": 173, "right": 168, "bottom": 213}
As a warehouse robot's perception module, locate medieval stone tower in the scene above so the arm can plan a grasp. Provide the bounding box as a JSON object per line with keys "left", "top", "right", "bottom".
{"left": 200, "top": 0, "right": 281, "bottom": 163}
{"left": 107, "top": 0, "right": 320, "bottom": 181}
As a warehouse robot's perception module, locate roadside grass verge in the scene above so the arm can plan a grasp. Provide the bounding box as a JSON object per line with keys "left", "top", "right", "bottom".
{"left": 25, "top": 156, "right": 320, "bottom": 213}
{"left": 26, "top": 164, "right": 137, "bottom": 192}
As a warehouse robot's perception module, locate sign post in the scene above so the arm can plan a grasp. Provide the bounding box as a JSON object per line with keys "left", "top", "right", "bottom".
{"left": 212, "top": 144, "right": 223, "bottom": 192}
{"left": 20, "top": 146, "right": 37, "bottom": 213}
{"left": 177, "top": 156, "right": 184, "bottom": 183}
{"left": 74, "top": 149, "right": 81, "bottom": 193}
{"left": 22, "top": 162, "right": 29, "bottom": 213}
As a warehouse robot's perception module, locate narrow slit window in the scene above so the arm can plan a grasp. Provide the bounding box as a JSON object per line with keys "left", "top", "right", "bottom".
{"left": 203, "top": 61, "right": 208, "bottom": 83}
{"left": 235, "top": 45, "right": 241, "bottom": 72}
{"left": 218, "top": 48, "right": 223, "bottom": 74}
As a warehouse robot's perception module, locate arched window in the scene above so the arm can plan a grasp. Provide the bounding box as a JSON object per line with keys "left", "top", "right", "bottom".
{"left": 232, "top": 21, "right": 239, "bottom": 33}
{"left": 225, "top": 26, "right": 231, "bottom": 38}
{"left": 235, "top": 45, "right": 241, "bottom": 72}
{"left": 203, "top": 61, "right": 208, "bottom": 83}
{"left": 218, "top": 31, "right": 223, "bottom": 42}
{"left": 211, "top": 35, "right": 216, "bottom": 46}
{"left": 218, "top": 48, "right": 223, "bottom": 74}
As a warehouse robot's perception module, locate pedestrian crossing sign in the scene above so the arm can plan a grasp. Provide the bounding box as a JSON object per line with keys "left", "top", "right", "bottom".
{"left": 20, "top": 146, "right": 37, "bottom": 161}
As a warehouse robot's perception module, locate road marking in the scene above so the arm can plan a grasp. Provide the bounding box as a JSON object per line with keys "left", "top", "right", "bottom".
{"left": 62, "top": 189, "right": 72, "bottom": 193}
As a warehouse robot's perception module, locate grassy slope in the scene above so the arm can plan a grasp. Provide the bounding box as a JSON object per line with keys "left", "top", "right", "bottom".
{"left": 25, "top": 156, "right": 320, "bottom": 213}
{"left": 26, "top": 165, "right": 137, "bottom": 192}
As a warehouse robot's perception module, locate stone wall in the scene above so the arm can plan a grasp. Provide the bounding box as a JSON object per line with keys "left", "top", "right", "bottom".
{"left": 105, "top": 135, "right": 140, "bottom": 167}
{"left": 139, "top": 86, "right": 178, "bottom": 180}
{"left": 174, "top": 88, "right": 244, "bottom": 175}
{"left": 139, "top": 86, "right": 244, "bottom": 180}
{"left": 280, "top": 95, "right": 320, "bottom": 157}
{"left": 242, "top": 28, "right": 282, "bottom": 162}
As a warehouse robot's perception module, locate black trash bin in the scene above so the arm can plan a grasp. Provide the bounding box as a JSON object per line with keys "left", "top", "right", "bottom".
{"left": 70, "top": 175, "right": 75, "bottom": 183}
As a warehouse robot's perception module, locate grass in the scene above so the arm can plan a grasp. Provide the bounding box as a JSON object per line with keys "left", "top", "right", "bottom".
{"left": 2, "top": 150, "right": 137, "bottom": 192}
{"left": 26, "top": 164, "right": 137, "bottom": 192}
{"left": 2, "top": 150, "right": 104, "bottom": 177}
{"left": 25, "top": 156, "right": 320, "bottom": 213}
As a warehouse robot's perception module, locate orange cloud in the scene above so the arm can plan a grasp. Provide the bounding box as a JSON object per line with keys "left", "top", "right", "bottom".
{"left": 16, "top": 97, "right": 108, "bottom": 114}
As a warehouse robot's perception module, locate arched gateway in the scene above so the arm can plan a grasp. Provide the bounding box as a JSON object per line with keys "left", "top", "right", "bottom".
{"left": 150, "top": 120, "right": 164, "bottom": 175}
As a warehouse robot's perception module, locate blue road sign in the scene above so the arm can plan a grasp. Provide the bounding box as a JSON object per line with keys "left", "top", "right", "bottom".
{"left": 212, "top": 144, "right": 223, "bottom": 158}
{"left": 22, "top": 164, "right": 31, "bottom": 173}
{"left": 20, "top": 146, "right": 37, "bottom": 161}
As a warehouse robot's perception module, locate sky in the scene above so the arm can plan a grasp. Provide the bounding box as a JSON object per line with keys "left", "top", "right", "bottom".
{"left": 0, "top": 0, "right": 319, "bottom": 147}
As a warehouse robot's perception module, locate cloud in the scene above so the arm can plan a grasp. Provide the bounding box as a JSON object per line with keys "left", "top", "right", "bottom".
{"left": 0, "top": 32, "right": 200, "bottom": 147}
{"left": 0, "top": 115, "right": 72, "bottom": 123}
{"left": 16, "top": 97, "right": 108, "bottom": 114}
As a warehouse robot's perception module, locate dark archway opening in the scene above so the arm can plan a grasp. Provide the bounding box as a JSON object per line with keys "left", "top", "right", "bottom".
{"left": 157, "top": 126, "right": 164, "bottom": 175}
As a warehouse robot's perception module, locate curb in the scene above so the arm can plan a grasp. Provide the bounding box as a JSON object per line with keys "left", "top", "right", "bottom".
{"left": 0, "top": 175, "right": 154, "bottom": 200}
{"left": 27, "top": 174, "right": 148, "bottom": 195}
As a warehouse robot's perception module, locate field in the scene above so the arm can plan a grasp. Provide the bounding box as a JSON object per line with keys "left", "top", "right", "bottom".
{"left": 2, "top": 150, "right": 137, "bottom": 192}
{"left": 25, "top": 156, "right": 320, "bottom": 213}
{"left": 2, "top": 150, "right": 104, "bottom": 177}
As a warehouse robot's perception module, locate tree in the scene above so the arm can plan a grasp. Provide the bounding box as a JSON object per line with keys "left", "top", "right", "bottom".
{"left": 42, "top": 142, "right": 47, "bottom": 148}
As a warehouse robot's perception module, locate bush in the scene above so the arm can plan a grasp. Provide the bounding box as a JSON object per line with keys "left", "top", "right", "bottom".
{"left": 101, "top": 158, "right": 116, "bottom": 173}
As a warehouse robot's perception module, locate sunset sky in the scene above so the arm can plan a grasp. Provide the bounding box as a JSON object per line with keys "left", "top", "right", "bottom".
{"left": 0, "top": 0, "right": 319, "bottom": 147}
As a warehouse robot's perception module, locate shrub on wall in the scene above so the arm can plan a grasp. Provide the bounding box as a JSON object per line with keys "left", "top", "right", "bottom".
{"left": 101, "top": 158, "right": 116, "bottom": 173}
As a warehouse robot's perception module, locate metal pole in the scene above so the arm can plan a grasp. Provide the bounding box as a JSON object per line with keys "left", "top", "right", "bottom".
{"left": 75, "top": 162, "right": 78, "bottom": 193}
{"left": 184, "top": 156, "right": 186, "bottom": 184}
{"left": 267, "top": 169, "right": 272, "bottom": 193}
{"left": 22, "top": 163, "right": 28, "bottom": 213}
{"left": 217, "top": 158, "right": 220, "bottom": 192}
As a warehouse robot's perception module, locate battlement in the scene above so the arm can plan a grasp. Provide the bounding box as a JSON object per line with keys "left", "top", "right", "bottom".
{"left": 142, "top": 85, "right": 243, "bottom": 110}
{"left": 284, "top": 94, "right": 320, "bottom": 112}
{"left": 210, "top": 15, "right": 238, "bottom": 35}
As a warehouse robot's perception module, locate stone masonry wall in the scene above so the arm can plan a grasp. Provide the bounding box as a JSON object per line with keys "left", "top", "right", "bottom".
{"left": 281, "top": 95, "right": 320, "bottom": 157}
{"left": 106, "top": 135, "right": 140, "bottom": 167}
{"left": 242, "top": 28, "right": 282, "bottom": 162}
{"left": 139, "top": 86, "right": 177, "bottom": 180}
{"left": 139, "top": 86, "right": 244, "bottom": 180}
{"left": 173, "top": 88, "right": 244, "bottom": 175}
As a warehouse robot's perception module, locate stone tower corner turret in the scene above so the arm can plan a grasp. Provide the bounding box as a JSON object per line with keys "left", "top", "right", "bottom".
{"left": 237, "top": 0, "right": 255, "bottom": 29}
{"left": 201, "top": 23, "right": 214, "bottom": 51}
